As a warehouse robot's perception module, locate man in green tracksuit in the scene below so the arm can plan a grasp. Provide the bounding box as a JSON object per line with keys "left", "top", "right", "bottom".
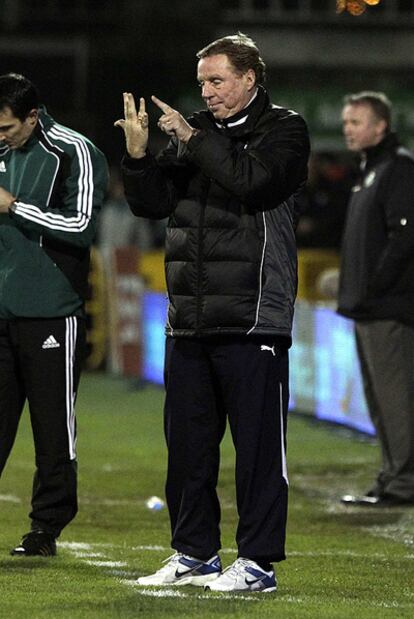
{"left": 0, "top": 73, "right": 108, "bottom": 556}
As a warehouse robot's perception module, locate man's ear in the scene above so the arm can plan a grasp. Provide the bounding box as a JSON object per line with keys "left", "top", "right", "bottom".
{"left": 245, "top": 68, "right": 256, "bottom": 91}
{"left": 26, "top": 108, "right": 38, "bottom": 127}
{"left": 376, "top": 118, "right": 387, "bottom": 139}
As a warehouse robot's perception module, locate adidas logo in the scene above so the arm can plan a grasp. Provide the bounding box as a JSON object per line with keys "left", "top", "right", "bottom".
{"left": 0, "top": 161, "right": 6, "bottom": 172}
{"left": 42, "top": 335, "right": 60, "bottom": 349}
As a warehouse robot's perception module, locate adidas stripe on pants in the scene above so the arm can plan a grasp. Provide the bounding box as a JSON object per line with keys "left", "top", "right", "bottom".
{"left": 0, "top": 317, "right": 86, "bottom": 536}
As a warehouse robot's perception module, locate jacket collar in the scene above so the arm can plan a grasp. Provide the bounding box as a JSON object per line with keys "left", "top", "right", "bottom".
{"left": 22, "top": 106, "right": 55, "bottom": 150}
{"left": 362, "top": 132, "right": 400, "bottom": 168}
{"left": 192, "top": 85, "right": 270, "bottom": 137}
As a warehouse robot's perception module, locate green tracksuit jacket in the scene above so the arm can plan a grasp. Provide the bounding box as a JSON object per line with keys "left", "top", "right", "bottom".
{"left": 0, "top": 107, "right": 108, "bottom": 319}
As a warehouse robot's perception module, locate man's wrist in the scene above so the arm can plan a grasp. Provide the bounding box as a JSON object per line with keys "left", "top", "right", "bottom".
{"left": 122, "top": 152, "right": 150, "bottom": 171}
{"left": 0, "top": 198, "right": 16, "bottom": 213}
{"left": 182, "top": 127, "right": 201, "bottom": 144}
{"left": 127, "top": 149, "right": 147, "bottom": 159}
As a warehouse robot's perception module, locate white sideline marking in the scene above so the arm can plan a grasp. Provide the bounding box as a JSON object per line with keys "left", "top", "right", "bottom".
{"left": 72, "top": 551, "right": 105, "bottom": 558}
{"left": 125, "top": 587, "right": 186, "bottom": 598}
{"left": 59, "top": 542, "right": 94, "bottom": 551}
{"left": 85, "top": 560, "right": 128, "bottom": 568}
{"left": 131, "top": 545, "right": 168, "bottom": 552}
{"left": 0, "top": 494, "right": 21, "bottom": 503}
{"left": 108, "top": 569, "right": 137, "bottom": 578}
{"left": 123, "top": 585, "right": 260, "bottom": 601}
{"left": 59, "top": 541, "right": 114, "bottom": 550}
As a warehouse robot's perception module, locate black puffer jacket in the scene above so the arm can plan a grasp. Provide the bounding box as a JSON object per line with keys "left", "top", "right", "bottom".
{"left": 338, "top": 133, "right": 414, "bottom": 325}
{"left": 122, "top": 87, "right": 310, "bottom": 344}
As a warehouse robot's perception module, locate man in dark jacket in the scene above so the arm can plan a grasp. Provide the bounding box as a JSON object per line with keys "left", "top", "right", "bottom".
{"left": 116, "top": 33, "right": 310, "bottom": 592}
{"left": 0, "top": 73, "right": 108, "bottom": 555}
{"left": 339, "top": 92, "right": 414, "bottom": 507}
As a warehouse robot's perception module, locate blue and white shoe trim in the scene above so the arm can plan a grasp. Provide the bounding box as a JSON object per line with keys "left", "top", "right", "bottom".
{"left": 136, "top": 552, "right": 222, "bottom": 586}
{"left": 205, "top": 557, "right": 277, "bottom": 593}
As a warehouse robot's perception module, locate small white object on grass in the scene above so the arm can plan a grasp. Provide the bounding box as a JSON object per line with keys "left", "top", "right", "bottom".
{"left": 145, "top": 496, "right": 165, "bottom": 511}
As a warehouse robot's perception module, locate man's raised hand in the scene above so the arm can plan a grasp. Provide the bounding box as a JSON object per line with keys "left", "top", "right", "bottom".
{"left": 152, "top": 95, "right": 195, "bottom": 143}
{"left": 114, "top": 93, "right": 149, "bottom": 159}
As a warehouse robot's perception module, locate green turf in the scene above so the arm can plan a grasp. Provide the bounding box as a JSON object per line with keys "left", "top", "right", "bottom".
{"left": 0, "top": 372, "right": 413, "bottom": 618}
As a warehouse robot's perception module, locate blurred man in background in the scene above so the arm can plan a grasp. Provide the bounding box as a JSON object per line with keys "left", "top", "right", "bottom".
{"left": 339, "top": 92, "right": 414, "bottom": 507}
{"left": 0, "top": 73, "right": 108, "bottom": 555}
{"left": 116, "top": 33, "right": 309, "bottom": 592}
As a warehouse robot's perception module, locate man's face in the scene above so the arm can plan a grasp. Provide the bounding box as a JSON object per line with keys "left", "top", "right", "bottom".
{"left": 0, "top": 106, "right": 38, "bottom": 149}
{"left": 197, "top": 54, "right": 256, "bottom": 120}
{"left": 342, "top": 103, "right": 386, "bottom": 152}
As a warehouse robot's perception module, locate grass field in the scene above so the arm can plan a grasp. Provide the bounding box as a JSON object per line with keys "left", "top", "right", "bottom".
{"left": 0, "top": 372, "right": 413, "bottom": 618}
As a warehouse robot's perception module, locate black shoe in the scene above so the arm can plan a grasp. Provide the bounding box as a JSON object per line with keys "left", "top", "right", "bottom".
{"left": 341, "top": 493, "right": 414, "bottom": 507}
{"left": 10, "top": 530, "right": 57, "bottom": 556}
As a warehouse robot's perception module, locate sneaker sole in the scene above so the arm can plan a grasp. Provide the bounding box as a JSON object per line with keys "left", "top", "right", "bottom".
{"left": 137, "top": 572, "right": 221, "bottom": 587}
{"left": 174, "top": 572, "right": 221, "bottom": 587}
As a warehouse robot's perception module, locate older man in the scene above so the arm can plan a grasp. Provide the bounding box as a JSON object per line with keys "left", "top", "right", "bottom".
{"left": 116, "top": 33, "right": 309, "bottom": 592}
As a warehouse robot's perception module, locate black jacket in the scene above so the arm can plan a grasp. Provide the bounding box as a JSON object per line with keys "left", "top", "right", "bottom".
{"left": 122, "top": 87, "right": 310, "bottom": 343}
{"left": 338, "top": 133, "right": 414, "bottom": 325}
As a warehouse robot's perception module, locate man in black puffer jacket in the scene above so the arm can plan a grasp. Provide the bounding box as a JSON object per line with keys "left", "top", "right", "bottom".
{"left": 339, "top": 92, "right": 414, "bottom": 508}
{"left": 116, "top": 33, "right": 310, "bottom": 593}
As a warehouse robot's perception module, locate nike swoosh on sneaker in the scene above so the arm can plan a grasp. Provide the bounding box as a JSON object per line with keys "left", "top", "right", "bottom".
{"left": 245, "top": 575, "right": 268, "bottom": 586}
{"left": 175, "top": 563, "right": 203, "bottom": 578}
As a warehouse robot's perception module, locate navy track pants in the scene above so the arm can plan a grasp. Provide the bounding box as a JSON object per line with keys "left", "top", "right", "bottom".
{"left": 164, "top": 335, "right": 289, "bottom": 563}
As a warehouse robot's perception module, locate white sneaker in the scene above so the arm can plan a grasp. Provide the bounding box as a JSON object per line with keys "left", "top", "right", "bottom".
{"left": 205, "top": 557, "right": 277, "bottom": 593}
{"left": 137, "top": 552, "right": 222, "bottom": 586}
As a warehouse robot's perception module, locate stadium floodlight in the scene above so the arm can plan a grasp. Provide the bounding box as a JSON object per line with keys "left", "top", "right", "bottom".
{"left": 336, "top": 0, "right": 381, "bottom": 15}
